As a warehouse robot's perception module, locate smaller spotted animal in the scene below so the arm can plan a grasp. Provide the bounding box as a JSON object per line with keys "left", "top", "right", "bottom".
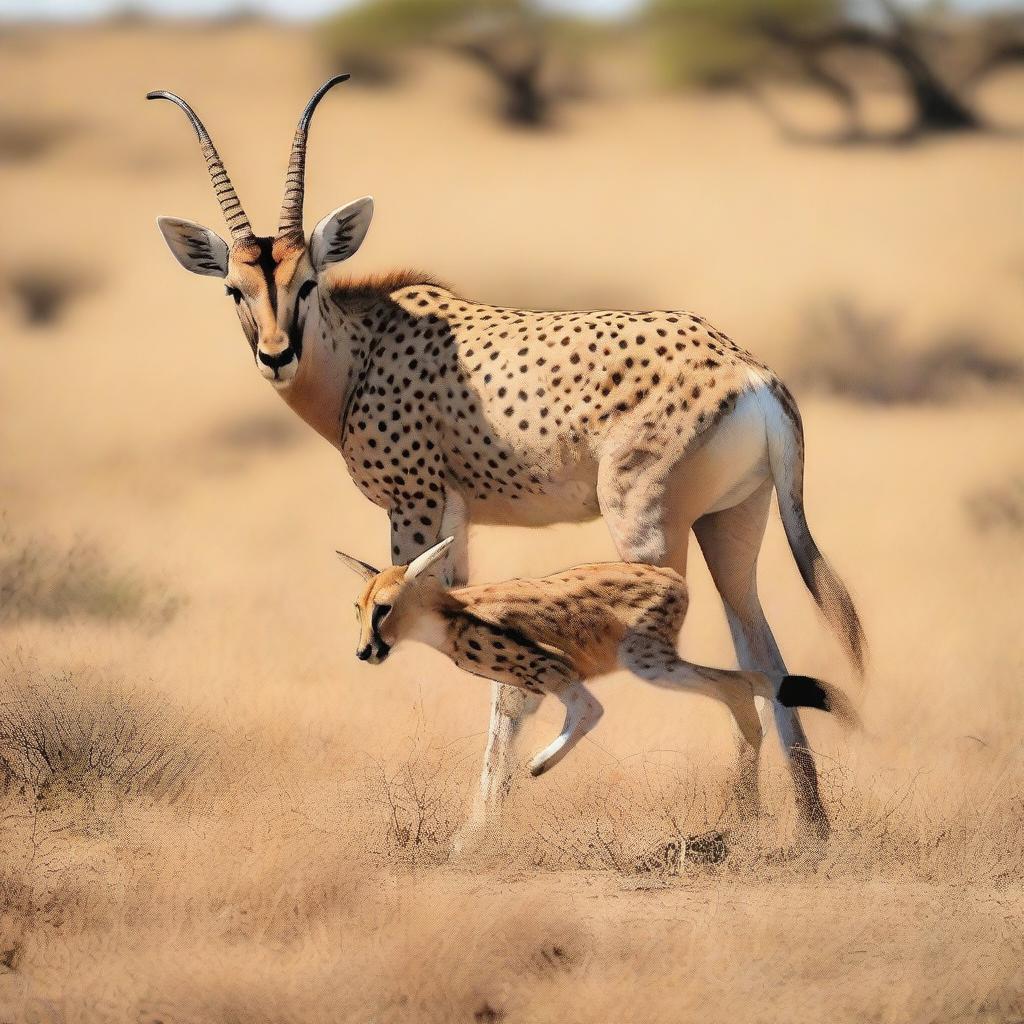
{"left": 338, "top": 538, "right": 856, "bottom": 780}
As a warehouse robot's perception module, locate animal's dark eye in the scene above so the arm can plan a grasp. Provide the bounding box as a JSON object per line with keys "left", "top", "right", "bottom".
{"left": 297, "top": 280, "right": 316, "bottom": 302}
{"left": 225, "top": 286, "right": 243, "bottom": 304}
{"left": 371, "top": 604, "right": 392, "bottom": 631}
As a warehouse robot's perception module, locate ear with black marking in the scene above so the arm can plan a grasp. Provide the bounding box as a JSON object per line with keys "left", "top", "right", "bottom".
{"left": 157, "top": 217, "right": 228, "bottom": 278}
{"left": 336, "top": 550, "right": 380, "bottom": 581}
{"left": 309, "top": 197, "right": 373, "bottom": 272}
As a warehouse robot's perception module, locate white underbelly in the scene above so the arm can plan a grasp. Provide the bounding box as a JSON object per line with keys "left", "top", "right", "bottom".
{"left": 467, "top": 475, "right": 600, "bottom": 526}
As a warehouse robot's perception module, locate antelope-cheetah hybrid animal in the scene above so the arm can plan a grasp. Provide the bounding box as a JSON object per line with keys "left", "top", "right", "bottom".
{"left": 150, "top": 75, "right": 866, "bottom": 840}
{"left": 338, "top": 538, "right": 855, "bottom": 780}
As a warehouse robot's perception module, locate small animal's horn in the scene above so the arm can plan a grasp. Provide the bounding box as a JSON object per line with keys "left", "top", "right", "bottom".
{"left": 277, "top": 74, "right": 351, "bottom": 240}
{"left": 147, "top": 90, "right": 255, "bottom": 243}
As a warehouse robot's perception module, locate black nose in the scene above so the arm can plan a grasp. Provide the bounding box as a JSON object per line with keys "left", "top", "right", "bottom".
{"left": 357, "top": 645, "right": 372, "bottom": 661}
{"left": 258, "top": 347, "right": 295, "bottom": 369}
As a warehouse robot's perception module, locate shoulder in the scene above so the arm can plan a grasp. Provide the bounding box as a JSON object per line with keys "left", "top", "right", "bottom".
{"left": 326, "top": 270, "right": 449, "bottom": 311}
{"left": 388, "top": 280, "right": 462, "bottom": 319}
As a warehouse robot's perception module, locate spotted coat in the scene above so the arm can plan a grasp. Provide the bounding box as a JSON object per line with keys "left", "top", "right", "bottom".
{"left": 315, "top": 278, "right": 788, "bottom": 565}
{"left": 344, "top": 550, "right": 853, "bottom": 779}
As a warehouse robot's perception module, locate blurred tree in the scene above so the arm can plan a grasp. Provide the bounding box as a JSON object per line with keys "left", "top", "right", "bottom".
{"left": 756, "top": 1, "right": 1024, "bottom": 140}
{"left": 646, "top": 0, "right": 1024, "bottom": 141}
{"left": 322, "top": 0, "right": 585, "bottom": 127}
{"left": 643, "top": 0, "right": 838, "bottom": 89}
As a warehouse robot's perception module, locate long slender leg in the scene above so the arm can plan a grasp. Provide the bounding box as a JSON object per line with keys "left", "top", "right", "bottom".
{"left": 618, "top": 636, "right": 767, "bottom": 755}
{"left": 528, "top": 682, "right": 604, "bottom": 777}
{"left": 470, "top": 682, "right": 543, "bottom": 824}
{"left": 435, "top": 490, "right": 545, "bottom": 838}
{"left": 694, "top": 480, "right": 830, "bottom": 840}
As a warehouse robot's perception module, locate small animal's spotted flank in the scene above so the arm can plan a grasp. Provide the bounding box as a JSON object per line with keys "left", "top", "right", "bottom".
{"left": 344, "top": 547, "right": 854, "bottom": 785}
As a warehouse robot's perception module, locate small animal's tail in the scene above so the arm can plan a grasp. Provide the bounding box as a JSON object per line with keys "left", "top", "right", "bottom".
{"left": 777, "top": 674, "right": 860, "bottom": 730}
{"left": 762, "top": 381, "right": 868, "bottom": 678}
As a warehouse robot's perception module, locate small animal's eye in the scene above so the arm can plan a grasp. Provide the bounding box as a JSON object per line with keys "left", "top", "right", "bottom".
{"left": 225, "top": 286, "right": 243, "bottom": 304}
{"left": 371, "top": 603, "right": 392, "bottom": 632}
{"left": 297, "top": 279, "right": 316, "bottom": 302}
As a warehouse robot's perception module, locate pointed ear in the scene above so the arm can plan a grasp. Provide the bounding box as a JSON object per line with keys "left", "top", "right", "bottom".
{"left": 309, "top": 197, "right": 373, "bottom": 272}
{"left": 405, "top": 537, "right": 455, "bottom": 582}
{"left": 336, "top": 550, "right": 379, "bottom": 581}
{"left": 157, "top": 217, "right": 228, "bottom": 278}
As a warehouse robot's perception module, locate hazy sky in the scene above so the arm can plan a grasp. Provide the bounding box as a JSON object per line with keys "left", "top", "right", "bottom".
{"left": 0, "top": 0, "right": 636, "bottom": 18}
{"left": 0, "top": 0, "right": 1009, "bottom": 20}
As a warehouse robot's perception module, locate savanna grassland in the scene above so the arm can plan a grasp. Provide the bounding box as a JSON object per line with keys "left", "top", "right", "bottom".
{"left": 0, "top": 21, "right": 1023, "bottom": 1024}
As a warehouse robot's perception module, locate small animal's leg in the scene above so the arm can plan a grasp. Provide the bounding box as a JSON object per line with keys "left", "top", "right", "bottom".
{"left": 528, "top": 682, "right": 604, "bottom": 778}
{"left": 619, "top": 636, "right": 766, "bottom": 756}
{"left": 694, "top": 480, "right": 830, "bottom": 841}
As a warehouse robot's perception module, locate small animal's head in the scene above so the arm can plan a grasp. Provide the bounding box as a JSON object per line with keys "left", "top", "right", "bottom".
{"left": 336, "top": 537, "right": 455, "bottom": 665}
{"left": 149, "top": 77, "right": 373, "bottom": 389}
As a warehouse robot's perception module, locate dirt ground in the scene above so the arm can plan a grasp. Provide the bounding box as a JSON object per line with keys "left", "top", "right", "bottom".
{"left": 0, "top": 22, "right": 1022, "bottom": 1024}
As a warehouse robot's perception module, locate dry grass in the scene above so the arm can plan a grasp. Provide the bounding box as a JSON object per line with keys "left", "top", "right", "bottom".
{"left": 789, "top": 298, "right": 1024, "bottom": 405}
{"left": 0, "top": 526, "right": 179, "bottom": 624}
{"left": 0, "top": 115, "right": 80, "bottom": 164}
{"left": 966, "top": 474, "right": 1024, "bottom": 536}
{"left": 0, "top": 22, "right": 1021, "bottom": 1024}
{"left": 0, "top": 664, "right": 211, "bottom": 804}
{"left": 3, "top": 264, "right": 97, "bottom": 327}
{"left": 0, "top": 701, "right": 1022, "bottom": 1023}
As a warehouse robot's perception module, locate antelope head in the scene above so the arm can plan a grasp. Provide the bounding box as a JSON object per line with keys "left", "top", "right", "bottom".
{"left": 149, "top": 76, "right": 373, "bottom": 389}
{"left": 337, "top": 538, "right": 455, "bottom": 665}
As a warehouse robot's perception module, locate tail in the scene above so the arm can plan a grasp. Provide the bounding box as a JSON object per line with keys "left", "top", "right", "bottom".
{"left": 763, "top": 383, "right": 868, "bottom": 678}
{"left": 777, "top": 674, "right": 860, "bottom": 730}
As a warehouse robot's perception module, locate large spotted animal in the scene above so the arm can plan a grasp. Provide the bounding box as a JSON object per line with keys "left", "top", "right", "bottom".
{"left": 150, "top": 76, "right": 866, "bottom": 841}
{"left": 337, "top": 537, "right": 856, "bottom": 781}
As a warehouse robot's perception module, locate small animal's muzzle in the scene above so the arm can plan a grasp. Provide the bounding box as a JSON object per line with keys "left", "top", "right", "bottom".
{"left": 357, "top": 639, "right": 391, "bottom": 665}
{"left": 257, "top": 345, "right": 298, "bottom": 386}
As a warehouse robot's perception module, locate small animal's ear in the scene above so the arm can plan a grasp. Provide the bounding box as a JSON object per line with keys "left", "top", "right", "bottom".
{"left": 157, "top": 217, "right": 229, "bottom": 278}
{"left": 405, "top": 537, "right": 455, "bottom": 582}
{"left": 336, "top": 550, "right": 379, "bottom": 581}
{"left": 309, "top": 196, "right": 373, "bottom": 272}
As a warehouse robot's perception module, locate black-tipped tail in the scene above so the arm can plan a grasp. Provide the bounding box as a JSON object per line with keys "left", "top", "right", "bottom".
{"left": 778, "top": 674, "right": 832, "bottom": 712}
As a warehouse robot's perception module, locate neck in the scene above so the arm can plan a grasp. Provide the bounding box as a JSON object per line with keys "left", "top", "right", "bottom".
{"left": 274, "top": 287, "right": 379, "bottom": 450}
{"left": 405, "top": 607, "right": 451, "bottom": 651}
{"left": 404, "top": 582, "right": 463, "bottom": 651}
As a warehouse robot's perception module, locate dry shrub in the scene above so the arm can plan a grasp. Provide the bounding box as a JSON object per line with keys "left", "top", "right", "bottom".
{"left": 0, "top": 115, "right": 79, "bottom": 164}
{"left": 3, "top": 264, "right": 97, "bottom": 327}
{"left": 360, "top": 716, "right": 472, "bottom": 864}
{"left": 965, "top": 474, "right": 1024, "bottom": 536}
{"left": 523, "top": 755, "right": 732, "bottom": 872}
{"left": 0, "top": 525, "right": 179, "bottom": 625}
{"left": 208, "top": 411, "right": 304, "bottom": 452}
{"left": 0, "top": 666, "right": 212, "bottom": 805}
{"left": 790, "top": 298, "right": 1024, "bottom": 404}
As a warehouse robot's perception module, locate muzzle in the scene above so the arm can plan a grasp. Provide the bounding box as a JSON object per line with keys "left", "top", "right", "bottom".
{"left": 258, "top": 345, "right": 297, "bottom": 384}
{"left": 357, "top": 639, "right": 391, "bottom": 665}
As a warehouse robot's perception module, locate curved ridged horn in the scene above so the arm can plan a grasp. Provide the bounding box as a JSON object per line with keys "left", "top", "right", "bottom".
{"left": 146, "top": 90, "right": 254, "bottom": 243}
{"left": 277, "top": 74, "right": 351, "bottom": 239}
